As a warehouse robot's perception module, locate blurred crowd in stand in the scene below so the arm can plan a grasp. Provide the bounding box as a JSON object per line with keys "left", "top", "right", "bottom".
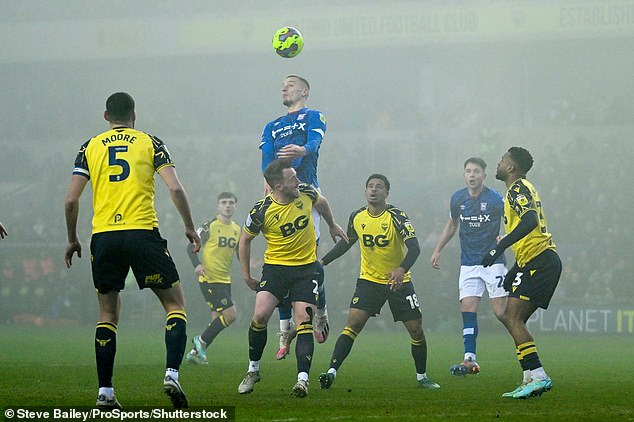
{"left": 1, "top": 98, "right": 629, "bottom": 328}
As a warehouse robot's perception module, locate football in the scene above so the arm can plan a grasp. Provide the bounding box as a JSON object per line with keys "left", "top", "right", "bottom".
{"left": 272, "top": 26, "right": 304, "bottom": 58}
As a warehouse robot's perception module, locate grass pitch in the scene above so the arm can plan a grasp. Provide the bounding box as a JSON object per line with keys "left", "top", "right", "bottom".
{"left": 1, "top": 324, "right": 632, "bottom": 421}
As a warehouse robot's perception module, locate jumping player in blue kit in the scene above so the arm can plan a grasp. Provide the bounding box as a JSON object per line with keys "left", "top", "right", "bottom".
{"left": 260, "top": 78, "right": 325, "bottom": 189}
{"left": 260, "top": 75, "right": 330, "bottom": 360}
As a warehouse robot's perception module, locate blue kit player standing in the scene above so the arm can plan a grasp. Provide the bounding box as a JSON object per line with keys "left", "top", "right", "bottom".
{"left": 430, "top": 157, "right": 507, "bottom": 375}
{"left": 482, "top": 147, "right": 562, "bottom": 399}
{"left": 260, "top": 75, "right": 330, "bottom": 359}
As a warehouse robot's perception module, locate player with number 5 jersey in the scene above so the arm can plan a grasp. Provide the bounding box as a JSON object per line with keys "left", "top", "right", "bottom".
{"left": 318, "top": 174, "right": 440, "bottom": 391}
{"left": 65, "top": 92, "right": 200, "bottom": 409}
{"left": 72, "top": 125, "right": 173, "bottom": 233}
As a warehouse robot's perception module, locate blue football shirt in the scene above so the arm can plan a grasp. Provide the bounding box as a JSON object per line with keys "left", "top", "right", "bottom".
{"left": 260, "top": 107, "right": 326, "bottom": 188}
{"left": 449, "top": 186, "right": 506, "bottom": 266}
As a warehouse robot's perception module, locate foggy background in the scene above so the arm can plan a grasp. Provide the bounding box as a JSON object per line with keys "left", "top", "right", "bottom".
{"left": 0, "top": 0, "right": 631, "bottom": 333}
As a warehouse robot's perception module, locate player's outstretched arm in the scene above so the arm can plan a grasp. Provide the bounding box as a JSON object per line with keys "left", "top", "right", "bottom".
{"left": 64, "top": 175, "right": 88, "bottom": 268}
{"left": 482, "top": 210, "right": 538, "bottom": 267}
{"left": 0, "top": 221, "right": 7, "bottom": 239}
{"left": 238, "top": 229, "right": 259, "bottom": 291}
{"left": 389, "top": 237, "right": 421, "bottom": 291}
{"left": 186, "top": 226, "right": 206, "bottom": 272}
{"left": 430, "top": 217, "right": 458, "bottom": 269}
{"left": 158, "top": 166, "right": 200, "bottom": 253}
{"left": 314, "top": 194, "right": 348, "bottom": 244}
{"left": 187, "top": 242, "right": 203, "bottom": 268}
{"left": 321, "top": 239, "right": 354, "bottom": 267}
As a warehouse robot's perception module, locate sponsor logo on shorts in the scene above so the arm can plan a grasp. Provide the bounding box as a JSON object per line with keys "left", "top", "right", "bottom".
{"left": 145, "top": 274, "right": 164, "bottom": 285}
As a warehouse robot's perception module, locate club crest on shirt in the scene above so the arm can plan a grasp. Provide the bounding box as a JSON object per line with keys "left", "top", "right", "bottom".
{"left": 481, "top": 202, "right": 487, "bottom": 211}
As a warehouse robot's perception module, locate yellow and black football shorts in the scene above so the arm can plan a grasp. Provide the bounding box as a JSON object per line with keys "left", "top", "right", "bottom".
{"left": 504, "top": 248, "right": 562, "bottom": 309}
{"left": 90, "top": 228, "right": 180, "bottom": 294}
{"left": 199, "top": 282, "right": 233, "bottom": 312}
{"left": 349, "top": 278, "right": 422, "bottom": 322}
{"left": 259, "top": 262, "right": 320, "bottom": 306}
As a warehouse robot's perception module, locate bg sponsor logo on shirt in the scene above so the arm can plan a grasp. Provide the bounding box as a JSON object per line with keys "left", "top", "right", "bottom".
{"left": 280, "top": 215, "right": 309, "bottom": 237}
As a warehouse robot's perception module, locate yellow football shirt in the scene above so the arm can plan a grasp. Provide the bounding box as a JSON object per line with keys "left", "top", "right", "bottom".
{"left": 244, "top": 184, "right": 318, "bottom": 266}
{"left": 504, "top": 178, "right": 556, "bottom": 267}
{"left": 198, "top": 218, "right": 241, "bottom": 283}
{"left": 72, "top": 127, "right": 174, "bottom": 234}
{"left": 348, "top": 205, "right": 417, "bottom": 284}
